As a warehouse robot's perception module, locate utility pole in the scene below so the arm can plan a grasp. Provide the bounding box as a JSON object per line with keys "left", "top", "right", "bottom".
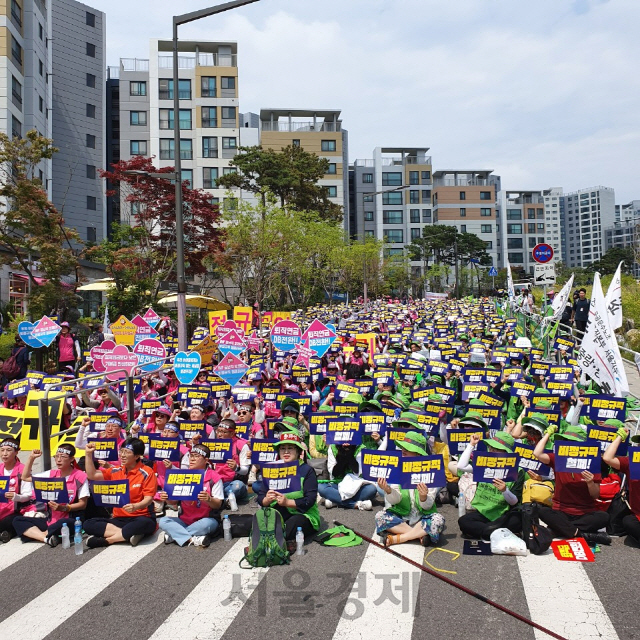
{"left": 454, "top": 233, "right": 459, "bottom": 299}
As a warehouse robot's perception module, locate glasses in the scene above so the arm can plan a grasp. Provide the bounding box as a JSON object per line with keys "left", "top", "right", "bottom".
{"left": 237, "top": 410, "right": 249, "bottom": 416}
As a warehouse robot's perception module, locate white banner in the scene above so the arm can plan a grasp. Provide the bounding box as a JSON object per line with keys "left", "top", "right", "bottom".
{"left": 604, "top": 262, "right": 623, "bottom": 331}
{"left": 506, "top": 261, "right": 515, "bottom": 302}
{"left": 551, "top": 274, "right": 574, "bottom": 322}
{"left": 578, "top": 273, "right": 629, "bottom": 396}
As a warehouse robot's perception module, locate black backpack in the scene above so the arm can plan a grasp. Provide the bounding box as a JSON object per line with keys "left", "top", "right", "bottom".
{"left": 521, "top": 503, "right": 553, "bottom": 555}
{"left": 2, "top": 348, "right": 24, "bottom": 380}
{"left": 607, "top": 483, "right": 632, "bottom": 536}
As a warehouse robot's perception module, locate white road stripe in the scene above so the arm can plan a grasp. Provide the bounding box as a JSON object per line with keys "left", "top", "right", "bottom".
{"left": 517, "top": 551, "right": 619, "bottom": 640}
{"left": 2, "top": 535, "right": 163, "bottom": 640}
{"left": 332, "top": 531, "right": 424, "bottom": 640}
{"left": 149, "top": 539, "right": 268, "bottom": 640}
{"left": 0, "top": 538, "right": 41, "bottom": 572}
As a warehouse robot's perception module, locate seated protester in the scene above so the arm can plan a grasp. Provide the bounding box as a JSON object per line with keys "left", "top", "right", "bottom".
{"left": 150, "top": 422, "right": 188, "bottom": 515}
{"left": 457, "top": 432, "right": 526, "bottom": 540}
{"left": 0, "top": 438, "right": 31, "bottom": 542}
{"left": 280, "top": 397, "right": 309, "bottom": 442}
{"left": 75, "top": 414, "right": 125, "bottom": 451}
{"left": 229, "top": 398, "right": 265, "bottom": 439}
{"left": 158, "top": 444, "right": 224, "bottom": 547}
{"left": 375, "top": 431, "right": 445, "bottom": 547}
{"left": 83, "top": 437, "right": 158, "bottom": 548}
{"left": 211, "top": 419, "right": 250, "bottom": 504}
{"left": 533, "top": 424, "right": 611, "bottom": 545}
{"left": 81, "top": 386, "right": 122, "bottom": 411}
{"left": 255, "top": 431, "right": 319, "bottom": 541}
{"left": 143, "top": 405, "right": 177, "bottom": 433}
{"left": 603, "top": 424, "right": 640, "bottom": 545}
{"left": 180, "top": 404, "right": 214, "bottom": 437}
{"left": 299, "top": 379, "right": 321, "bottom": 406}
{"left": 318, "top": 442, "right": 378, "bottom": 510}
{"left": 14, "top": 446, "right": 89, "bottom": 547}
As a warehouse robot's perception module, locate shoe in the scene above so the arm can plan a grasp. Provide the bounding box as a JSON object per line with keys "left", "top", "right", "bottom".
{"left": 0, "top": 530, "right": 13, "bottom": 543}
{"left": 45, "top": 534, "right": 60, "bottom": 548}
{"left": 324, "top": 499, "right": 335, "bottom": 509}
{"left": 154, "top": 500, "right": 165, "bottom": 515}
{"left": 189, "top": 535, "right": 211, "bottom": 548}
{"left": 582, "top": 532, "right": 612, "bottom": 546}
{"left": 355, "top": 500, "right": 372, "bottom": 511}
{"left": 165, "top": 503, "right": 179, "bottom": 512}
{"left": 86, "top": 536, "right": 108, "bottom": 549}
{"left": 316, "top": 495, "right": 325, "bottom": 505}
{"left": 163, "top": 532, "right": 175, "bottom": 545}
{"left": 248, "top": 470, "right": 257, "bottom": 484}
{"left": 129, "top": 534, "right": 144, "bottom": 547}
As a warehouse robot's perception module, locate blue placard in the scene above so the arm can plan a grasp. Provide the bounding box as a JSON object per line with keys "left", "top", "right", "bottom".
{"left": 546, "top": 381, "right": 573, "bottom": 398}
{"left": 18, "top": 321, "right": 44, "bottom": 348}
{"left": 308, "top": 411, "right": 341, "bottom": 436}
{"left": 472, "top": 452, "right": 520, "bottom": 483}
{"left": 399, "top": 454, "right": 446, "bottom": 488}
{"left": 586, "top": 425, "right": 628, "bottom": 456}
{"left": 91, "top": 480, "right": 130, "bottom": 507}
{"left": 629, "top": 448, "right": 640, "bottom": 481}
{"left": 326, "top": 418, "right": 363, "bottom": 445}
{"left": 6, "top": 378, "right": 29, "bottom": 399}
{"left": 447, "top": 429, "right": 485, "bottom": 457}
{"left": 361, "top": 449, "right": 402, "bottom": 483}
{"left": 356, "top": 412, "right": 387, "bottom": 437}
{"left": 0, "top": 475, "right": 11, "bottom": 502}
{"left": 262, "top": 462, "right": 302, "bottom": 492}
{"left": 587, "top": 395, "right": 626, "bottom": 423}
{"left": 553, "top": 441, "right": 601, "bottom": 473}
{"left": 87, "top": 437, "right": 120, "bottom": 462}
{"left": 173, "top": 351, "right": 202, "bottom": 385}
{"left": 461, "top": 383, "right": 490, "bottom": 402}
{"left": 201, "top": 438, "right": 234, "bottom": 463}
{"left": 81, "top": 375, "right": 105, "bottom": 390}
{"left": 509, "top": 380, "right": 536, "bottom": 399}
{"left": 148, "top": 435, "right": 182, "bottom": 462}
{"left": 514, "top": 443, "right": 551, "bottom": 476}
{"left": 179, "top": 421, "right": 206, "bottom": 442}
{"left": 33, "top": 477, "right": 69, "bottom": 504}
{"left": 250, "top": 438, "right": 279, "bottom": 465}
{"left": 164, "top": 469, "right": 205, "bottom": 500}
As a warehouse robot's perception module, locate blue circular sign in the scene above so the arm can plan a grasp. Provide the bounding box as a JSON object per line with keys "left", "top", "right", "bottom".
{"left": 532, "top": 243, "right": 554, "bottom": 263}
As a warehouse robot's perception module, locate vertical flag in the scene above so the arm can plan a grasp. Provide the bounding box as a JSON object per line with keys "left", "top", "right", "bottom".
{"left": 551, "top": 275, "right": 574, "bottom": 322}
{"left": 604, "top": 262, "right": 623, "bottom": 331}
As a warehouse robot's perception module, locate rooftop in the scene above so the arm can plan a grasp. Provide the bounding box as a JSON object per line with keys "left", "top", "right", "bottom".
{"left": 260, "top": 109, "right": 342, "bottom": 119}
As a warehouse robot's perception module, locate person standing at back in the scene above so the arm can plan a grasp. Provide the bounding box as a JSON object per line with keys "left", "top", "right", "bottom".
{"left": 571, "top": 288, "right": 590, "bottom": 336}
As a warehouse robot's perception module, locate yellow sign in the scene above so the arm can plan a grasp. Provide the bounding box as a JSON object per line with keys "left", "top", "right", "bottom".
{"left": 0, "top": 408, "right": 25, "bottom": 440}
{"left": 208, "top": 310, "right": 228, "bottom": 335}
{"left": 55, "top": 416, "right": 85, "bottom": 458}
{"left": 193, "top": 335, "right": 218, "bottom": 365}
{"left": 19, "top": 390, "right": 66, "bottom": 451}
{"left": 356, "top": 332, "right": 377, "bottom": 364}
{"left": 110, "top": 315, "right": 137, "bottom": 346}
{"left": 233, "top": 306, "right": 253, "bottom": 335}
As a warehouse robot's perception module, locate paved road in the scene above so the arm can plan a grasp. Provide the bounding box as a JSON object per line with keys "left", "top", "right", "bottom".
{"left": 1, "top": 498, "right": 638, "bottom": 640}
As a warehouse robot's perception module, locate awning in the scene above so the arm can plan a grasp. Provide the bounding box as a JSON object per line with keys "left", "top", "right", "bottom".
{"left": 157, "top": 294, "right": 231, "bottom": 311}
{"left": 13, "top": 273, "right": 74, "bottom": 288}
{"left": 77, "top": 278, "right": 116, "bottom": 292}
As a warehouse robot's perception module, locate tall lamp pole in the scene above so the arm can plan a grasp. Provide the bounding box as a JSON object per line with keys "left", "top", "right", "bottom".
{"left": 172, "top": 0, "right": 260, "bottom": 350}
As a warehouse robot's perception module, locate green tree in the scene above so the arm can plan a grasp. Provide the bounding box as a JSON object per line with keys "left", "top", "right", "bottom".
{"left": 592, "top": 246, "right": 635, "bottom": 275}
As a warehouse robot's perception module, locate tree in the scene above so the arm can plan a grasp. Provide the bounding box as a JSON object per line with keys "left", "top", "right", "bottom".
{"left": 592, "top": 246, "right": 635, "bottom": 275}
{"left": 217, "top": 145, "right": 343, "bottom": 222}
{"left": 0, "top": 130, "right": 81, "bottom": 318}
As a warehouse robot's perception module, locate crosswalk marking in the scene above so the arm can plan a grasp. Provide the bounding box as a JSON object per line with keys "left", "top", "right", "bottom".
{"left": 517, "top": 551, "right": 620, "bottom": 640}
{"left": 0, "top": 538, "right": 41, "bottom": 572}
{"left": 332, "top": 531, "right": 423, "bottom": 640}
{"left": 149, "top": 539, "right": 268, "bottom": 640}
{"left": 2, "top": 535, "right": 163, "bottom": 640}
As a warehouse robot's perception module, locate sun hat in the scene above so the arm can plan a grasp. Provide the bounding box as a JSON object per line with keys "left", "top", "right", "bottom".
{"left": 272, "top": 416, "right": 299, "bottom": 434}
{"left": 522, "top": 413, "right": 549, "bottom": 435}
{"left": 459, "top": 410, "right": 487, "bottom": 430}
{"left": 482, "top": 430, "right": 515, "bottom": 453}
{"left": 273, "top": 430, "right": 308, "bottom": 451}
{"left": 280, "top": 397, "right": 301, "bottom": 415}
{"left": 359, "top": 399, "right": 382, "bottom": 413}
{"left": 555, "top": 425, "right": 587, "bottom": 442}
{"left": 154, "top": 406, "right": 172, "bottom": 417}
{"left": 396, "top": 431, "right": 428, "bottom": 456}
{"left": 391, "top": 411, "right": 420, "bottom": 430}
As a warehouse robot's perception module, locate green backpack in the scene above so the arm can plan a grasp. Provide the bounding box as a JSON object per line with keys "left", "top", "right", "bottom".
{"left": 239, "top": 507, "right": 290, "bottom": 569}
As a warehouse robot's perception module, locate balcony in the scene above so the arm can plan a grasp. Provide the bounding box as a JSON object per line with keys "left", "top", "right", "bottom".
{"left": 379, "top": 155, "right": 432, "bottom": 166}
{"left": 260, "top": 121, "right": 341, "bottom": 133}
{"left": 121, "top": 58, "right": 149, "bottom": 72}
{"left": 433, "top": 178, "right": 489, "bottom": 187}
{"left": 157, "top": 53, "right": 237, "bottom": 69}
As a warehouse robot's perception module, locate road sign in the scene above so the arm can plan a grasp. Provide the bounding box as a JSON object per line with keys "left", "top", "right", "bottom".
{"left": 532, "top": 243, "right": 554, "bottom": 264}
{"left": 534, "top": 263, "right": 556, "bottom": 285}
{"left": 159, "top": 281, "right": 201, "bottom": 294}
{"left": 488, "top": 267, "right": 498, "bottom": 277}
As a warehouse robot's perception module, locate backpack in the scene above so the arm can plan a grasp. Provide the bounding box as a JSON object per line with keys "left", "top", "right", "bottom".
{"left": 87, "top": 332, "right": 102, "bottom": 350}
{"left": 239, "top": 507, "right": 290, "bottom": 569}
{"left": 607, "top": 483, "right": 632, "bottom": 536}
{"left": 521, "top": 502, "right": 553, "bottom": 555}
{"left": 2, "top": 348, "right": 24, "bottom": 380}
{"left": 522, "top": 479, "right": 554, "bottom": 508}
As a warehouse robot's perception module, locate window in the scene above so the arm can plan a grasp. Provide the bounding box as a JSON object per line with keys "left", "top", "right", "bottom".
{"left": 201, "top": 76, "right": 216, "bottom": 97}
{"left": 292, "top": 139, "right": 300, "bottom": 147}
{"left": 508, "top": 252, "right": 524, "bottom": 263}
{"left": 202, "top": 107, "right": 217, "bottom": 128}
{"left": 130, "top": 111, "right": 147, "bottom": 126}
{"left": 202, "top": 137, "right": 218, "bottom": 158}
{"left": 409, "top": 171, "right": 419, "bottom": 185}
{"left": 507, "top": 224, "right": 522, "bottom": 234}
{"left": 363, "top": 194, "right": 374, "bottom": 203}
{"left": 181, "top": 169, "right": 193, "bottom": 188}
{"left": 321, "top": 140, "right": 336, "bottom": 152}
{"left": 180, "top": 139, "right": 193, "bottom": 160}
{"left": 459, "top": 191, "right": 466, "bottom": 200}
{"left": 326, "top": 186, "right": 337, "bottom": 198}
{"left": 422, "top": 190, "right": 430, "bottom": 202}
{"left": 222, "top": 137, "right": 237, "bottom": 149}
{"left": 382, "top": 192, "right": 402, "bottom": 205}
{"left": 11, "top": 116, "right": 21, "bottom": 139}
{"left": 362, "top": 173, "right": 373, "bottom": 183}
{"left": 221, "top": 106, "right": 236, "bottom": 120}
{"left": 409, "top": 190, "right": 419, "bottom": 204}
{"left": 459, "top": 208, "right": 466, "bottom": 217}
{"left": 39, "top": 22, "right": 43, "bottom": 39}
{"left": 327, "top": 163, "right": 337, "bottom": 175}
{"left": 384, "top": 248, "right": 404, "bottom": 257}
{"left": 87, "top": 196, "right": 97, "bottom": 210}
{"left": 11, "top": 35, "right": 22, "bottom": 67}
{"left": 481, "top": 224, "right": 492, "bottom": 233}
{"left": 480, "top": 191, "right": 492, "bottom": 200}
{"left": 507, "top": 209, "right": 521, "bottom": 220}
{"left": 481, "top": 208, "right": 491, "bottom": 217}
{"left": 160, "top": 139, "right": 174, "bottom": 160}
{"left": 86, "top": 43, "right": 96, "bottom": 58}
{"left": 39, "top": 59, "right": 43, "bottom": 76}
{"left": 410, "top": 209, "right": 420, "bottom": 223}
{"left": 527, "top": 223, "right": 535, "bottom": 233}
{"left": 130, "top": 140, "right": 147, "bottom": 156}
{"left": 86, "top": 134, "right": 96, "bottom": 148}
{"left": 383, "top": 210, "right": 403, "bottom": 224}
{"left": 422, "top": 209, "right": 432, "bottom": 221}
{"left": 11, "top": 76, "right": 22, "bottom": 109}
{"left": 87, "top": 227, "right": 96, "bottom": 243}
{"left": 537, "top": 223, "right": 544, "bottom": 230}
{"left": 421, "top": 171, "right": 430, "bottom": 181}
{"left": 537, "top": 209, "right": 544, "bottom": 219}
{"left": 87, "top": 73, "right": 96, "bottom": 88}
{"left": 382, "top": 172, "right": 402, "bottom": 186}
{"left": 158, "top": 79, "right": 191, "bottom": 100}
{"left": 86, "top": 165, "right": 96, "bottom": 179}
{"left": 86, "top": 10, "right": 96, "bottom": 26}
{"left": 11, "top": 0, "right": 21, "bottom": 26}
{"left": 460, "top": 225, "right": 467, "bottom": 233}
{"left": 159, "top": 108, "right": 192, "bottom": 130}
{"left": 484, "top": 241, "right": 493, "bottom": 250}
{"left": 221, "top": 76, "right": 236, "bottom": 90}
{"left": 507, "top": 238, "right": 523, "bottom": 249}
{"left": 365, "top": 230, "right": 375, "bottom": 238}
{"left": 411, "top": 228, "right": 421, "bottom": 240}
{"left": 203, "top": 167, "right": 219, "bottom": 189}
{"left": 38, "top": 96, "right": 43, "bottom": 112}
{"left": 86, "top": 103, "right": 96, "bottom": 118}
{"left": 364, "top": 211, "right": 374, "bottom": 222}
{"left": 384, "top": 229, "right": 404, "bottom": 243}
{"left": 130, "top": 81, "right": 147, "bottom": 96}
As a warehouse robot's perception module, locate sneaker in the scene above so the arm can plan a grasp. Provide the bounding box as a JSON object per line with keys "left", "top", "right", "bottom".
{"left": 0, "top": 530, "right": 13, "bottom": 543}
{"left": 163, "top": 532, "right": 175, "bottom": 545}
{"left": 45, "top": 534, "right": 60, "bottom": 548}
{"left": 129, "top": 534, "right": 144, "bottom": 547}
{"left": 154, "top": 500, "right": 165, "bottom": 515}
{"left": 582, "top": 532, "right": 612, "bottom": 546}
{"left": 316, "top": 495, "right": 325, "bottom": 505}
{"left": 189, "top": 535, "right": 211, "bottom": 548}
{"left": 324, "top": 499, "right": 335, "bottom": 509}
{"left": 86, "top": 536, "right": 109, "bottom": 549}
{"left": 355, "top": 500, "right": 372, "bottom": 511}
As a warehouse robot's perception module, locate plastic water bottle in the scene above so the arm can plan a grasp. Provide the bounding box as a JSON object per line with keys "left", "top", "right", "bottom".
{"left": 223, "top": 515, "right": 232, "bottom": 541}
{"left": 296, "top": 527, "right": 305, "bottom": 555}
{"left": 227, "top": 491, "right": 238, "bottom": 512}
{"left": 61, "top": 523, "right": 70, "bottom": 549}
{"left": 74, "top": 517, "right": 83, "bottom": 555}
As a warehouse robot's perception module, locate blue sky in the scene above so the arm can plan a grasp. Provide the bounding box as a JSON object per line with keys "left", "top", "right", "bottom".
{"left": 88, "top": 0, "right": 640, "bottom": 201}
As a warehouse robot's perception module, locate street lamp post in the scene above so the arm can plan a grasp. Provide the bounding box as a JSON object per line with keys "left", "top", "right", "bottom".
{"left": 172, "top": 0, "right": 260, "bottom": 351}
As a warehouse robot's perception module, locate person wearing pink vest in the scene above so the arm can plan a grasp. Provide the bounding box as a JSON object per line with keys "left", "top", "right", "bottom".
{"left": 158, "top": 443, "right": 224, "bottom": 547}
{"left": 14, "top": 446, "right": 89, "bottom": 547}
{"left": 213, "top": 419, "right": 250, "bottom": 504}
{"left": 0, "top": 438, "right": 31, "bottom": 543}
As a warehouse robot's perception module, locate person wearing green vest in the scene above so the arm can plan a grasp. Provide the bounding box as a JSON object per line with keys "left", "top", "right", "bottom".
{"left": 374, "top": 431, "right": 445, "bottom": 547}
{"left": 456, "top": 431, "right": 525, "bottom": 539}
{"left": 256, "top": 431, "right": 320, "bottom": 541}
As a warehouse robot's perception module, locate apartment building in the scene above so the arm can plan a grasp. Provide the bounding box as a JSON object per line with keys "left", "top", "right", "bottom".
{"left": 112, "top": 39, "right": 241, "bottom": 220}
{"left": 259, "top": 108, "right": 349, "bottom": 228}
{"left": 563, "top": 186, "right": 615, "bottom": 268}
{"left": 542, "top": 187, "right": 563, "bottom": 262}
{"left": 616, "top": 200, "right": 640, "bottom": 223}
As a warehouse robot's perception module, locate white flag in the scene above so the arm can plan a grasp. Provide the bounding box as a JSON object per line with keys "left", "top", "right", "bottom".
{"left": 506, "top": 261, "right": 515, "bottom": 306}
{"left": 604, "top": 262, "right": 623, "bottom": 330}
{"left": 578, "top": 272, "right": 629, "bottom": 396}
{"left": 551, "top": 274, "right": 574, "bottom": 322}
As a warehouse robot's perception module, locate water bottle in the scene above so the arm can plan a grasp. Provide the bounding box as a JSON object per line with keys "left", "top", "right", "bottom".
{"left": 227, "top": 491, "right": 238, "bottom": 512}
{"left": 223, "top": 515, "right": 232, "bottom": 541}
{"left": 61, "top": 523, "right": 70, "bottom": 549}
{"left": 74, "top": 517, "right": 83, "bottom": 555}
{"left": 295, "top": 527, "right": 305, "bottom": 555}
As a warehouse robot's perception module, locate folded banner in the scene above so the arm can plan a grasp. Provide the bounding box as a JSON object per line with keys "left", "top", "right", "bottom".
{"left": 164, "top": 469, "right": 205, "bottom": 500}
